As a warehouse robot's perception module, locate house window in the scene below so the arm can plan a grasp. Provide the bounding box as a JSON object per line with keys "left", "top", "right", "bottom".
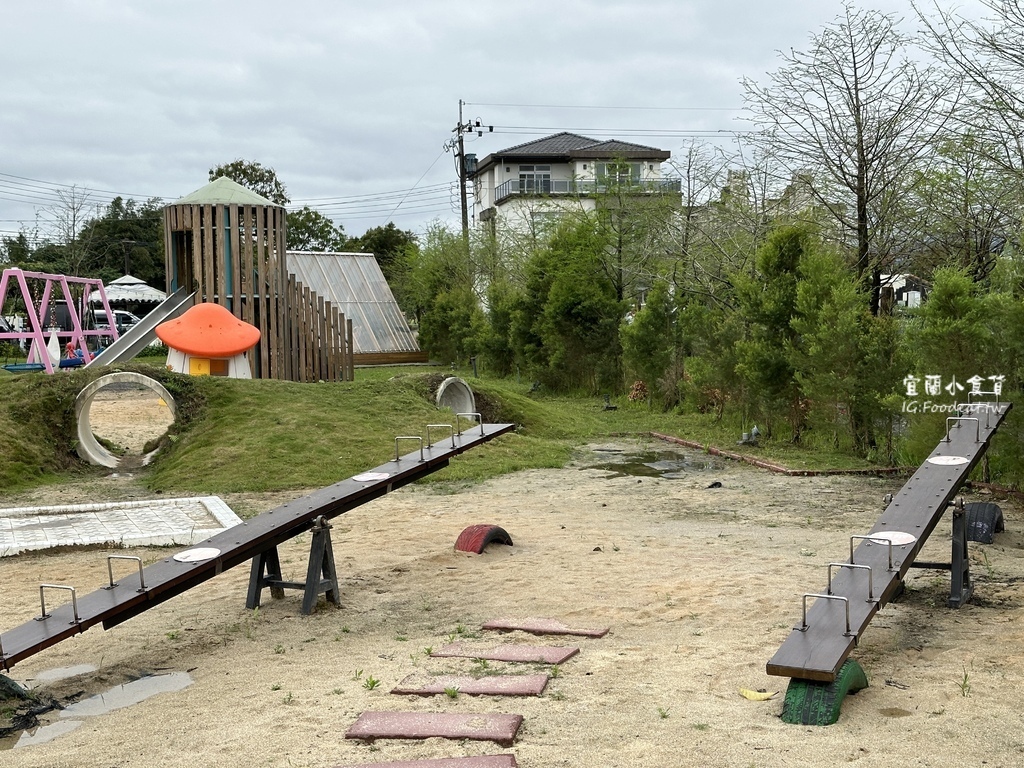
{"left": 519, "top": 165, "right": 551, "bottom": 193}
{"left": 596, "top": 162, "right": 641, "bottom": 184}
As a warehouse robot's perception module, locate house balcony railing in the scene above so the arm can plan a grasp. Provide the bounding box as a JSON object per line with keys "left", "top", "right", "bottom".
{"left": 493, "top": 177, "right": 682, "bottom": 205}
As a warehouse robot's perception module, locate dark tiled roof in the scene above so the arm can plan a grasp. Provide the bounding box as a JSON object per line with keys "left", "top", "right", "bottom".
{"left": 495, "top": 132, "right": 602, "bottom": 155}
{"left": 579, "top": 139, "right": 670, "bottom": 155}
{"left": 471, "top": 132, "right": 670, "bottom": 176}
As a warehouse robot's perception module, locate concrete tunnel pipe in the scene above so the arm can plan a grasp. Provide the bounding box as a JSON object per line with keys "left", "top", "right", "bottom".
{"left": 75, "top": 372, "right": 177, "bottom": 468}
{"left": 435, "top": 376, "right": 476, "bottom": 420}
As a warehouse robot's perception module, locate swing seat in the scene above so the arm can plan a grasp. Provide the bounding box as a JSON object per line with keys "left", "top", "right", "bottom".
{"left": 58, "top": 357, "right": 85, "bottom": 369}
{"left": 2, "top": 363, "right": 46, "bottom": 373}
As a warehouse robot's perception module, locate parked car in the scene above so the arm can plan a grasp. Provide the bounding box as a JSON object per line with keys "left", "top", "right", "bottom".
{"left": 93, "top": 309, "right": 141, "bottom": 335}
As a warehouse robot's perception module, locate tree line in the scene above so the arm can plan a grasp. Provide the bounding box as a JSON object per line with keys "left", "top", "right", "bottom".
{"left": 399, "top": 2, "right": 1024, "bottom": 480}
{"left": 4, "top": 3, "right": 1024, "bottom": 479}
{"left": 0, "top": 160, "right": 417, "bottom": 296}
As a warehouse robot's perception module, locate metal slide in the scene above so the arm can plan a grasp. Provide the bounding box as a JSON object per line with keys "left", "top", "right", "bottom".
{"left": 85, "top": 286, "right": 195, "bottom": 367}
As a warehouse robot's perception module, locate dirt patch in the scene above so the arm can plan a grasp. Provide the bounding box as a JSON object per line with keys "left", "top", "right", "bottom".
{"left": 2, "top": 437, "right": 1024, "bottom": 766}
{"left": 86, "top": 385, "right": 175, "bottom": 465}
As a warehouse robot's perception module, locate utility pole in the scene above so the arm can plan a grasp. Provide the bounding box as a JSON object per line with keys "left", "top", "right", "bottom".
{"left": 446, "top": 100, "right": 492, "bottom": 246}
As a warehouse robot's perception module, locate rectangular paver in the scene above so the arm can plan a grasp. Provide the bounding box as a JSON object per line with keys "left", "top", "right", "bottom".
{"left": 431, "top": 643, "right": 579, "bottom": 664}
{"left": 391, "top": 673, "right": 548, "bottom": 697}
{"left": 345, "top": 712, "right": 523, "bottom": 746}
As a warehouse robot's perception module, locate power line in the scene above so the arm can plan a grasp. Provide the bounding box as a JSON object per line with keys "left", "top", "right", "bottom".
{"left": 0, "top": 171, "right": 164, "bottom": 202}
{"left": 382, "top": 148, "right": 447, "bottom": 226}
{"left": 464, "top": 101, "right": 742, "bottom": 111}
{"left": 483, "top": 125, "right": 753, "bottom": 137}
{"left": 289, "top": 181, "right": 451, "bottom": 205}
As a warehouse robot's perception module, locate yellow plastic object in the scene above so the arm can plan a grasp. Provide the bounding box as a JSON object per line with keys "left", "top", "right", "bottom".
{"left": 189, "top": 358, "right": 211, "bottom": 376}
{"left": 739, "top": 688, "right": 778, "bottom": 701}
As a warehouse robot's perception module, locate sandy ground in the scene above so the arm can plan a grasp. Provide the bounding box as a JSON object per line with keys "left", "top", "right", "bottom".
{"left": 2, "top": 407, "right": 1024, "bottom": 766}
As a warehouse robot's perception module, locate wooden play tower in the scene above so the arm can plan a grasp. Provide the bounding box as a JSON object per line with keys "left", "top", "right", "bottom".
{"left": 162, "top": 178, "right": 353, "bottom": 382}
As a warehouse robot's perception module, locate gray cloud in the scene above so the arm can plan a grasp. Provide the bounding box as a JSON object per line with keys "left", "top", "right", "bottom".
{"left": 0, "top": 0, "right": 982, "bottom": 239}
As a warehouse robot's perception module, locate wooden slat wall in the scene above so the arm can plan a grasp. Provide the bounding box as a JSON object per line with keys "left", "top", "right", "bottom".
{"left": 275, "top": 208, "right": 289, "bottom": 381}
{"left": 316, "top": 295, "right": 327, "bottom": 381}
{"left": 242, "top": 206, "right": 254, "bottom": 327}
{"left": 347, "top": 319, "right": 355, "bottom": 380}
{"left": 266, "top": 206, "right": 279, "bottom": 380}
{"left": 229, "top": 204, "right": 241, "bottom": 316}
{"left": 215, "top": 206, "right": 227, "bottom": 304}
{"left": 255, "top": 206, "right": 269, "bottom": 379}
{"left": 163, "top": 200, "right": 352, "bottom": 382}
{"left": 202, "top": 205, "right": 214, "bottom": 304}
{"left": 189, "top": 207, "right": 200, "bottom": 303}
{"left": 331, "top": 304, "right": 343, "bottom": 381}
{"left": 302, "top": 284, "right": 313, "bottom": 382}
{"left": 163, "top": 208, "right": 173, "bottom": 291}
{"left": 287, "top": 274, "right": 299, "bottom": 381}
{"left": 352, "top": 351, "right": 429, "bottom": 366}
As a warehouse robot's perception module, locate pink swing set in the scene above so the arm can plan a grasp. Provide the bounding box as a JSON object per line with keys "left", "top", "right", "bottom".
{"left": 0, "top": 268, "right": 120, "bottom": 374}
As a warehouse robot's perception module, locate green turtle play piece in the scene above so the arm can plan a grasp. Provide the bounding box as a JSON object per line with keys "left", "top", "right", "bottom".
{"left": 781, "top": 660, "right": 868, "bottom": 725}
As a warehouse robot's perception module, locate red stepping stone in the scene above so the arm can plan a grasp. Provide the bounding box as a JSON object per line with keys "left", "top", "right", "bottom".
{"left": 392, "top": 673, "right": 548, "bottom": 697}
{"left": 481, "top": 617, "right": 609, "bottom": 638}
{"left": 455, "top": 524, "right": 513, "bottom": 554}
{"left": 431, "top": 643, "right": 579, "bottom": 664}
{"left": 346, "top": 712, "right": 523, "bottom": 747}
{"left": 334, "top": 757, "right": 517, "bottom": 768}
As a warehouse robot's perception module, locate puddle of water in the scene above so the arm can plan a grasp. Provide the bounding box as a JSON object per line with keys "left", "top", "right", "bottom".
{"left": 8, "top": 672, "right": 193, "bottom": 750}
{"left": 13, "top": 720, "right": 83, "bottom": 748}
{"left": 60, "top": 672, "right": 193, "bottom": 718}
{"left": 33, "top": 664, "right": 97, "bottom": 682}
{"left": 584, "top": 450, "right": 721, "bottom": 479}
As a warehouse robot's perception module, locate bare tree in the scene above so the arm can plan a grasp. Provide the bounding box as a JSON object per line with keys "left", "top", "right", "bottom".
{"left": 916, "top": 1, "right": 1024, "bottom": 178}
{"left": 43, "top": 185, "right": 102, "bottom": 276}
{"left": 743, "top": 3, "right": 958, "bottom": 313}
{"left": 899, "top": 133, "right": 1020, "bottom": 281}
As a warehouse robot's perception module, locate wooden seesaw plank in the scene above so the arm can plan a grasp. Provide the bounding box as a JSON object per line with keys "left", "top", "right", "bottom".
{"left": 0, "top": 423, "right": 514, "bottom": 671}
{"left": 767, "top": 404, "right": 1011, "bottom": 682}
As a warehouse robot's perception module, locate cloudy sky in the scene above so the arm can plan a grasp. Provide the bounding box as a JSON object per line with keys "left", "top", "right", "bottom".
{"left": 0, "top": 0, "right": 984, "bottom": 242}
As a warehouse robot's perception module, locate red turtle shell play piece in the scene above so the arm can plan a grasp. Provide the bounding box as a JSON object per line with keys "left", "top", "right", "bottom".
{"left": 455, "top": 524, "right": 513, "bottom": 554}
{"left": 156, "top": 303, "right": 261, "bottom": 357}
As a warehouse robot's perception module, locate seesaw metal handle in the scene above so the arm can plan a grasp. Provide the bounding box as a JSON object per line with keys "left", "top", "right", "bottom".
{"left": 37, "top": 584, "right": 80, "bottom": 624}
{"left": 426, "top": 424, "right": 456, "bottom": 449}
{"left": 394, "top": 436, "right": 424, "bottom": 462}
{"left": 827, "top": 562, "right": 875, "bottom": 601}
{"left": 455, "top": 413, "right": 484, "bottom": 436}
{"left": 105, "top": 555, "right": 147, "bottom": 592}
{"left": 798, "top": 593, "right": 852, "bottom": 636}
{"left": 967, "top": 391, "right": 1001, "bottom": 428}
{"left": 850, "top": 535, "right": 896, "bottom": 572}
{"left": 944, "top": 416, "right": 980, "bottom": 443}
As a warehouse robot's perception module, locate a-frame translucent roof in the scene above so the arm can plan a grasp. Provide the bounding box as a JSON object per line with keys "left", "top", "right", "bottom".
{"left": 287, "top": 251, "right": 420, "bottom": 354}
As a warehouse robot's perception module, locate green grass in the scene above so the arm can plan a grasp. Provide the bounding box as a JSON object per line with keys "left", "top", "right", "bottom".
{"left": 0, "top": 362, "right": 896, "bottom": 497}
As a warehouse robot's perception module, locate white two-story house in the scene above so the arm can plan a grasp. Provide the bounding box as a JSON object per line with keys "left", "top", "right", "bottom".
{"left": 467, "top": 132, "right": 680, "bottom": 233}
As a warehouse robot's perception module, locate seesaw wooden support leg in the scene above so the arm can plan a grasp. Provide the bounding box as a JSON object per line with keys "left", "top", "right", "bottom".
{"left": 948, "top": 504, "right": 973, "bottom": 609}
{"left": 247, "top": 547, "right": 285, "bottom": 608}
{"left": 907, "top": 501, "right": 974, "bottom": 609}
{"left": 246, "top": 516, "right": 341, "bottom": 615}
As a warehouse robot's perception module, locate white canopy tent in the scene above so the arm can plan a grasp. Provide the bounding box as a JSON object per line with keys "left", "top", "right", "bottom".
{"left": 91, "top": 274, "right": 167, "bottom": 304}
